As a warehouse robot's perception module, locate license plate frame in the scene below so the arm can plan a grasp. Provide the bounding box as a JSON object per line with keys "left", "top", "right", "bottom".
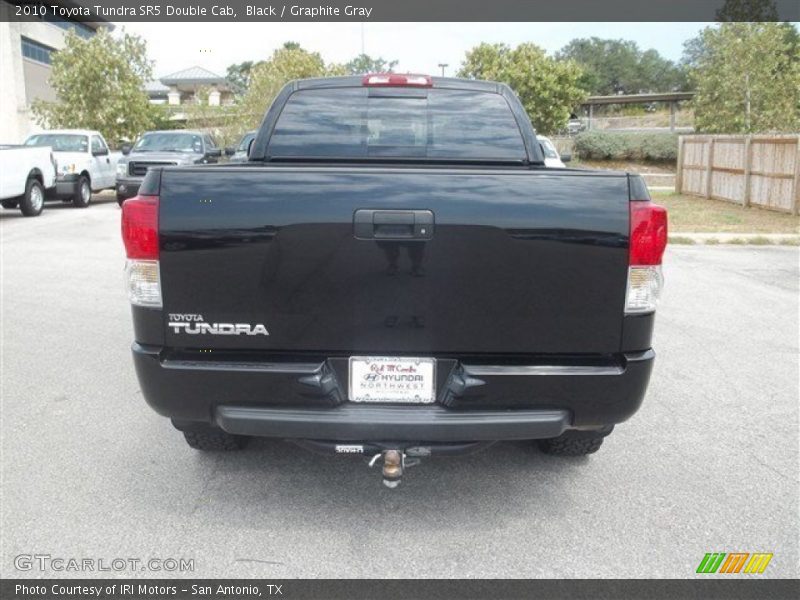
{"left": 348, "top": 356, "right": 437, "bottom": 404}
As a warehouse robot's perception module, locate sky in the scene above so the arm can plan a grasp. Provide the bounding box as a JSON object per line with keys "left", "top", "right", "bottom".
{"left": 119, "top": 22, "right": 713, "bottom": 79}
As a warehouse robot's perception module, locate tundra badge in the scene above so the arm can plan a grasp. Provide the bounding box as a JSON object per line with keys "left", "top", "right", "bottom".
{"left": 167, "top": 313, "right": 269, "bottom": 336}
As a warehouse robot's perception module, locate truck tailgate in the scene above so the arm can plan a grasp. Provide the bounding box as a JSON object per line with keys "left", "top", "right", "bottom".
{"left": 158, "top": 167, "right": 630, "bottom": 355}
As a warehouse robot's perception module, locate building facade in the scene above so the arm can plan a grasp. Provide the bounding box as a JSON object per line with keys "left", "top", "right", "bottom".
{"left": 0, "top": 2, "right": 111, "bottom": 143}
{"left": 145, "top": 66, "right": 236, "bottom": 107}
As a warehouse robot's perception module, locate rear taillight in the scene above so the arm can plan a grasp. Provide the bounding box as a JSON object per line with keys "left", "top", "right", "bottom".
{"left": 630, "top": 201, "right": 667, "bottom": 266}
{"left": 121, "top": 195, "right": 161, "bottom": 307}
{"left": 362, "top": 73, "right": 432, "bottom": 87}
{"left": 625, "top": 201, "right": 668, "bottom": 314}
{"left": 122, "top": 195, "right": 158, "bottom": 259}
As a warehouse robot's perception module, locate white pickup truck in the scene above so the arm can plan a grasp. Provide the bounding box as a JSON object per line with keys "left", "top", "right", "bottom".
{"left": 0, "top": 145, "right": 57, "bottom": 217}
{"left": 24, "top": 129, "right": 120, "bottom": 208}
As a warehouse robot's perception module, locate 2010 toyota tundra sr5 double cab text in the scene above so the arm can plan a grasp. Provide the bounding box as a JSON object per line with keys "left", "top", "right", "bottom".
{"left": 122, "top": 74, "right": 667, "bottom": 486}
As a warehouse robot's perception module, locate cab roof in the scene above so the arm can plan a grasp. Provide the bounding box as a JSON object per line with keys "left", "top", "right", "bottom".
{"left": 294, "top": 75, "right": 504, "bottom": 94}
{"left": 29, "top": 129, "right": 102, "bottom": 137}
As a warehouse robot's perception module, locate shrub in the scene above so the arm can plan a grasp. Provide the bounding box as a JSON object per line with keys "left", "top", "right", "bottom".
{"left": 638, "top": 132, "right": 679, "bottom": 161}
{"left": 574, "top": 131, "right": 678, "bottom": 162}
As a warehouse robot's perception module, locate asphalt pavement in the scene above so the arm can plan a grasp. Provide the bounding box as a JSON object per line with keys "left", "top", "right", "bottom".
{"left": 1, "top": 196, "right": 798, "bottom": 578}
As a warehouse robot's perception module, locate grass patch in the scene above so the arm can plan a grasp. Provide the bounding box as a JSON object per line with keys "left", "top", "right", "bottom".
{"left": 746, "top": 236, "right": 774, "bottom": 246}
{"left": 720, "top": 214, "right": 744, "bottom": 225}
{"left": 705, "top": 238, "right": 720, "bottom": 245}
{"left": 779, "top": 238, "right": 800, "bottom": 246}
{"left": 668, "top": 236, "right": 696, "bottom": 245}
{"left": 649, "top": 191, "right": 800, "bottom": 234}
{"left": 709, "top": 236, "right": 778, "bottom": 245}
{"left": 577, "top": 159, "right": 676, "bottom": 174}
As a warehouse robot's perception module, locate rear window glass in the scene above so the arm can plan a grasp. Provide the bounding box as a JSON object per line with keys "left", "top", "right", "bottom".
{"left": 267, "top": 87, "right": 526, "bottom": 161}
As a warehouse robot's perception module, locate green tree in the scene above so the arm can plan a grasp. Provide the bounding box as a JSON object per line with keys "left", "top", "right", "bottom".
{"left": 637, "top": 49, "right": 688, "bottom": 93}
{"left": 683, "top": 24, "right": 798, "bottom": 72}
{"left": 715, "top": 0, "right": 778, "bottom": 21}
{"left": 687, "top": 22, "right": 800, "bottom": 133}
{"left": 31, "top": 29, "right": 154, "bottom": 145}
{"left": 225, "top": 45, "right": 311, "bottom": 96}
{"left": 344, "top": 54, "right": 398, "bottom": 75}
{"left": 557, "top": 38, "right": 639, "bottom": 94}
{"left": 458, "top": 42, "right": 587, "bottom": 135}
{"left": 239, "top": 45, "right": 342, "bottom": 128}
{"left": 226, "top": 61, "right": 258, "bottom": 93}
{"left": 681, "top": 36, "right": 709, "bottom": 72}
{"left": 182, "top": 87, "right": 240, "bottom": 148}
{"left": 147, "top": 104, "right": 184, "bottom": 132}
{"left": 683, "top": 1, "right": 797, "bottom": 72}
{"left": 557, "top": 37, "right": 686, "bottom": 95}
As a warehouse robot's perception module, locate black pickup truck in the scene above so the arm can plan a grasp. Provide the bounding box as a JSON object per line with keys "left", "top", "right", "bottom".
{"left": 122, "top": 74, "right": 667, "bottom": 486}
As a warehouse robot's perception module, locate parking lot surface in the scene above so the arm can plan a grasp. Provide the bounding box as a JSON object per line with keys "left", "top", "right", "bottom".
{"left": 1, "top": 197, "right": 798, "bottom": 578}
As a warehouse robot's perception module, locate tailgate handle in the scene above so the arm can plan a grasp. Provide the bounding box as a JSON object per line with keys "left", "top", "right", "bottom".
{"left": 354, "top": 209, "right": 434, "bottom": 240}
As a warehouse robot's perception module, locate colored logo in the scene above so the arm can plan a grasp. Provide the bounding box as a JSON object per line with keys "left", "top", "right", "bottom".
{"left": 696, "top": 553, "right": 773, "bottom": 574}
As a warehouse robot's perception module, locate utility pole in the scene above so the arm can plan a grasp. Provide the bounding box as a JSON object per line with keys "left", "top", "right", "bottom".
{"left": 438, "top": 63, "right": 448, "bottom": 77}
{"left": 744, "top": 73, "right": 751, "bottom": 133}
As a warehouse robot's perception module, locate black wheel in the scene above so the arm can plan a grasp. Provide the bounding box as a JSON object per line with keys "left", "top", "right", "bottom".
{"left": 72, "top": 175, "right": 92, "bottom": 208}
{"left": 538, "top": 428, "right": 612, "bottom": 456}
{"left": 117, "top": 194, "right": 125, "bottom": 206}
{"left": 1, "top": 199, "right": 19, "bottom": 209}
{"left": 183, "top": 430, "right": 249, "bottom": 451}
{"left": 19, "top": 178, "right": 45, "bottom": 217}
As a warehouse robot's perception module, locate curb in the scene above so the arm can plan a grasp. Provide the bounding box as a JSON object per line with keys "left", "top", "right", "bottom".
{"left": 669, "top": 233, "right": 799, "bottom": 246}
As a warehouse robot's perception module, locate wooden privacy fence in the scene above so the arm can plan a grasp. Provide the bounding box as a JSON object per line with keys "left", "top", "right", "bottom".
{"left": 676, "top": 134, "right": 800, "bottom": 214}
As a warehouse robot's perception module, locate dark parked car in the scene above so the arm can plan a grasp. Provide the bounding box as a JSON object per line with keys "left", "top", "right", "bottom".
{"left": 122, "top": 75, "right": 667, "bottom": 487}
{"left": 225, "top": 130, "right": 257, "bottom": 163}
{"left": 116, "top": 130, "right": 221, "bottom": 205}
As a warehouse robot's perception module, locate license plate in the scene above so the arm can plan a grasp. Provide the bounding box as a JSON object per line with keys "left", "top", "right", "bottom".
{"left": 348, "top": 357, "right": 436, "bottom": 404}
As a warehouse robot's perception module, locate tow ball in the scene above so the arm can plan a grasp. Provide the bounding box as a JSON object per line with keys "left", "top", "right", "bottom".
{"left": 368, "top": 449, "right": 420, "bottom": 488}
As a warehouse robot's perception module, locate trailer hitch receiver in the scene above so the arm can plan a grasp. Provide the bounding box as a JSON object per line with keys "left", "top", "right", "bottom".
{"left": 369, "top": 449, "right": 416, "bottom": 488}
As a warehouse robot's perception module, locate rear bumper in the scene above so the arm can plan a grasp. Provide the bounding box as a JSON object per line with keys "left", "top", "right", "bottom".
{"left": 133, "top": 344, "right": 655, "bottom": 441}
{"left": 46, "top": 174, "right": 80, "bottom": 199}
{"left": 217, "top": 405, "right": 569, "bottom": 441}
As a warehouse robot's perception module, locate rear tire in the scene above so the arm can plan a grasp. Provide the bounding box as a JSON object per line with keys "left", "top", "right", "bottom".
{"left": 1, "top": 199, "right": 19, "bottom": 209}
{"left": 538, "top": 428, "right": 612, "bottom": 456}
{"left": 183, "top": 430, "right": 249, "bottom": 451}
{"left": 116, "top": 194, "right": 126, "bottom": 207}
{"left": 20, "top": 178, "right": 45, "bottom": 217}
{"left": 72, "top": 175, "right": 92, "bottom": 208}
